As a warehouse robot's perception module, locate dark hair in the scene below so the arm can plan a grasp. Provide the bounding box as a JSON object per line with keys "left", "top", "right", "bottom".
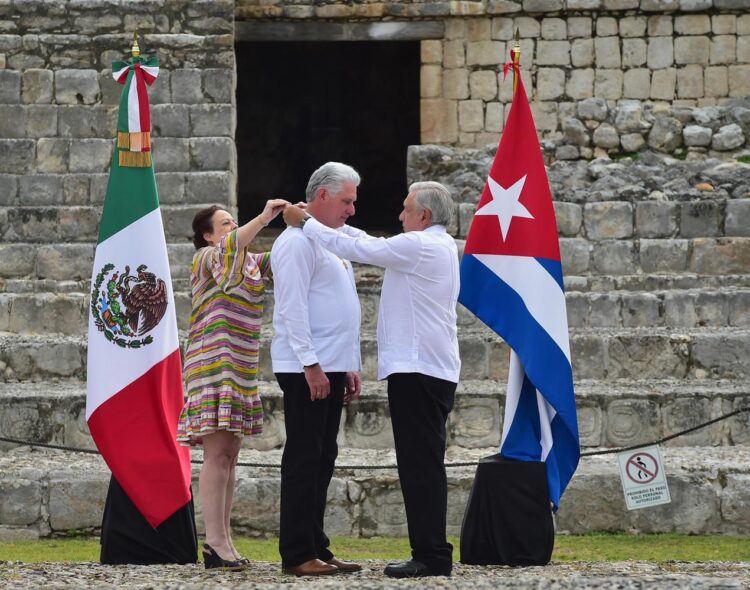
{"left": 192, "top": 205, "right": 223, "bottom": 250}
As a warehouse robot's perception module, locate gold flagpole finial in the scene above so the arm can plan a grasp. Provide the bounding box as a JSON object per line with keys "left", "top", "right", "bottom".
{"left": 511, "top": 28, "right": 520, "bottom": 95}
{"left": 131, "top": 30, "right": 140, "bottom": 58}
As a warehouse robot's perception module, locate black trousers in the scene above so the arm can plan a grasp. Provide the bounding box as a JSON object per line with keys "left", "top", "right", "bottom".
{"left": 276, "top": 371, "right": 345, "bottom": 568}
{"left": 388, "top": 372, "right": 457, "bottom": 574}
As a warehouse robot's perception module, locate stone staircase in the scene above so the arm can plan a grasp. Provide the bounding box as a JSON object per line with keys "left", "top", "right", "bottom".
{"left": 1, "top": 155, "right": 750, "bottom": 540}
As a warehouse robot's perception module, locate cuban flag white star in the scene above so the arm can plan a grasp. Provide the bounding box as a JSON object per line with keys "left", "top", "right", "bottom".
{"left": 474, "top": 174, "right": 534, "bottom": 241}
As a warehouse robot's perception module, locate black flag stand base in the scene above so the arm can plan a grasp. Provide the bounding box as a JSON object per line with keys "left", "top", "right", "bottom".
{"left": 100, "top": 476, "right": 198, "bottom": 565}
{"left": 460, "top": 455, "right": 554, "bottom": 566}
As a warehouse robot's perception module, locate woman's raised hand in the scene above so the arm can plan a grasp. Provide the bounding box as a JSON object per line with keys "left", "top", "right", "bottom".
{"left": 260, "top": 198, "right": 291, "bottom": 226}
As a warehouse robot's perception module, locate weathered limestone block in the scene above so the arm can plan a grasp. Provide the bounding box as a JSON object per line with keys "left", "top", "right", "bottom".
{"left": 150, "top": 138, "right": 190, "bottom": 173}
{"left": 588, "top": 293, "right": 620, "bottom": 327}
{"left": 469, "top": 70, "right": 497, "bottom": 101}
{"left": 422, "top": 40, "right": 443, "bottom": 64}
{"left": 459, "top": 100, "right": 484, "bottom": 133}
{"left": 664, "top": 291, "right": 698, "bottom": 326}
{"left": 592, "top": 240, "right": 637, "bottom": 274}
{"left": 691, "top": 332, "right": 750, "bottom": 378}
{"left": 22, "top": 69, "right": 53, "bottom": 104}
{"left": 623, "top": 69, "right": 650, "bottom": 99}
{"left": 592, "top": 123, "right": 620, "bottom": 149}
{"left": 677, "top": 64, "right": 704, "bottom": 98}
{"left": 711, "top": 123, "right": 745, "bottom": 151}
{"left": 442, "top": 69, "right": 469, "bottom": 100}
{"left": 554, "top": 201, "right": 583, "bottom": 235}
{"left": 18, "top": 175, "right": 63, "bottom": 206}
{"left": 566, "top": 69, "right": 594, "bottom": 99}
{"left": 606, "top": 398, "right": 661, "bottom": 445}
{"left": 151, "top": 104, "right": 190, "bottom": 138}
{"left": 614, "top": 100, "right": 645, "bottom": 133}
{"left": 621, "top": 132, "right": 645, "bottom": 151}
{"left": 641, "top": 0, "right": 680, "bottom": 10}
{"left": 0, "top": 478, "right": 42, "bottom": 525}
{"left": 537, "top": 40, "right": 570, "bottom": 66}
{"left": 466, "top": 40, "right": 505, "bottom": 66}
{"left": 459, "top": 337, "right": 490, "bottom": 380}
{"left": 728, "top": 65, "right": 750, "bottom": 97}
{"left": 594, "top": 69, "right": 623, "bottom": 100}
{"left": 9, "top": 293, "right": 86, "bottom": 336}
{"left": 189, "top": 104, "right": 234, "bottom": 137}
{"left": 560, "top": 237, "right": 590, "bottom": 274}
{"left": 577, "top": 97, "right": 608, "bottom": 120}
{"left": 739, "top": 36, "right": 750, "bottom": 63}
{"left": 675, "top": 36, "right": 710, "bottom": 66}
{"left": 621, "top": 293, "right": 661, "bottom": 327}
{"left": 58, "top": 105, "right": 116, "bottom": 139}
{"left": 36, "top": 243, "right": 94, "bottom": 281}
{"left": 68, "top": 139, "right": 112, "bottom": 174}
{"left": 571, "top": 38, "right": 594, "bottom": 68}
{"left": 721, "top": 474, "right": 750, "bottom": 534}
{"left": 622, "top": 38, "right": 647, "bottom": 67}
{"left": 726, "top": 200, "right": 750, "bottom": 237}
{"left": 680, "top": 0, "right": 712, "bottom": 9}
{"left": 570, "top": 334, "right": 607, "bottom": 378}
{"left": 680, "top": 201, "right": 721, "bottom": 237}
{"left": 651, "top": 68, "right": 677, "bottom": 99}
{"left": 0, "top": 244, "right": 35, "bottom": 277}
{"left": 0, "top": 139, "right": 35, "bottom": 174}
{"left": 536, "top": 68, "right": 565, "bottom": 100}
{"left": 54, "top": 70, "right": 99, "bottom": 105}
{"left": 675, "top": 14, "right": 711, "bottom": 35}
{"left": 567, "top": 16, "right": 592, "bottom": 38}
{"left": 171, "top": 69, "right": 203, "bottom": 104}
{"left": 595, "top": 36, "right": 620, "bottom": 68}
{"left": 562, "top": 117, "right": 589, "bottom": 146}
{"left": 530, "top": 101, "right": 558, "bottom": 131}
{"left": 648, "top": 37, "right": 674, "bottom": 70}
{"left": 648, "top": 116, "right": 683, "bottom": 151}
{"left": 488, "top": 0, "right": 524, "bottom": 13}
{"left": 690, "top": 238, "right": 750, "bottom": 274}
{"left": 0, "top": 70, "right": 21, "bottom": 103}
{"left": 610, "top": 333, "right": 690, "bottom": 379}
{"left": 0, "top": 105, "right": 27, "bottom": 138}
{"left": 712, "top": 15, "right": 737, "bottom": 33}
{"left": 710, "top": 35, "right": 736, "bottom": 65}
{"left": 0, "top": 175, "right": 17, "bottom": 205}
{"left": 683, "top": 124, "right": 713, "bottom": 146}
{"left": 695, "top": 291, "right": 729, "bottom": 326}
{"left": 729, "top": 291, "right": 750, "bottom": 326}
{"left": 26, "top": 105, "right": 58, "bottom": 139}
{"left": 555, "top": 473, "right": 627, "bottom": 533}
{"left": 635, "top": 477, "right": 721, "bottom": 534}
{"left": 640, "top": 239, "right": 689, "bottom": 271}
{"left": 4, "top": 341, "right": 85, "bottom": 380}
{"left": 449, "top": 398, "right": 501, "bottom": 448}
{"left": 565, "top": 292, "right": 589, "bottom": 328}
{"left": 541, "top": 17, "right": 566, "bottom": 39}
{"left": 421, "top": 64, "right": 441, "bottom": 98}
{"left": 47, "top": 475, "right": 108, "bottom": 531}
{"left": 202, "top": 69, "right": 232, "bottom": 104}
{"left": 704, "top": 66, "right": 729, "bottom": 98}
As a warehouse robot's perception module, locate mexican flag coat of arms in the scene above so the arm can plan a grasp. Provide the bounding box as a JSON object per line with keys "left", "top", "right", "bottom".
{"left": 86, "top": 50, "right": 196, "bottom": 564}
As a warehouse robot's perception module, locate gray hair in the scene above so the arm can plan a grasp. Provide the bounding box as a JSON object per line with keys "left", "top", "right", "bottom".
{"left": 305, "top": 162, "right": 361, "bottom": 203}
{"left": 409, "top": 181, "right": 453, "bottom": 226}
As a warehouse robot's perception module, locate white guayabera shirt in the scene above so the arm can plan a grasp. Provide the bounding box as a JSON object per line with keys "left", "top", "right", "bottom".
{"left": 302, "top": 218, "right": 461, "bottom": 383}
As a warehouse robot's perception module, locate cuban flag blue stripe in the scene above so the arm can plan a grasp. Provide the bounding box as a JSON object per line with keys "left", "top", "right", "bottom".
{"left": 459, "top": 253, "right": 580, "bottom": 508}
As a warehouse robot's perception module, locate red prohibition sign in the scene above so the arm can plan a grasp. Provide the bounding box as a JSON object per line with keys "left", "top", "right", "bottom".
{"left": 625, "top": 452, "right": 659, "bottom": 484}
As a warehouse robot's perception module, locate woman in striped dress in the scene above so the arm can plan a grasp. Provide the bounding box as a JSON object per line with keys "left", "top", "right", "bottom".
{"left": 177, "top": 199, "right": 288, "bottom": 569}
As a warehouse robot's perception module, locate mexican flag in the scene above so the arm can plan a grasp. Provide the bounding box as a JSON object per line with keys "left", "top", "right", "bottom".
{"left": 86, "top": 54, "right": 195, "bottom": 563}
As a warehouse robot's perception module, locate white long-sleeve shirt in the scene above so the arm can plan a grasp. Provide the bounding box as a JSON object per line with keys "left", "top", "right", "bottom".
{"left": 270, "top": 225, "right": 362, "bottom": 373}
{"left": 302, "top": 218, "right": 461, "bottom": 383}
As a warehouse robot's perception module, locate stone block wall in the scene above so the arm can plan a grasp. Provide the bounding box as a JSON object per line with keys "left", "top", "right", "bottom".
{"left": 237, "top": 0, "right": 750, "bottom": 153}
{"left": 0, "top": 0, "right": 237, "bottom": 286}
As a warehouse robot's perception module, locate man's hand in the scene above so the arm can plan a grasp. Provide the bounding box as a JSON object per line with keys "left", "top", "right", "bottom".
{"left": 283, "top": 205, "right": 308, "bottom": 227}
{"left": 304, "top": 364, "right": 330, "bottom": 401}
{"left": 344, "top": 371, "right": 362, "bottom": 403}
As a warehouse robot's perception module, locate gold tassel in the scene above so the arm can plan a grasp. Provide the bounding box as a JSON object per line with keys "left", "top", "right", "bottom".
{"left": 119, "top": 150, "right": 152, "bottom": 168}
{"left": 117, "top": 131, "right": 151, "bottom": 151}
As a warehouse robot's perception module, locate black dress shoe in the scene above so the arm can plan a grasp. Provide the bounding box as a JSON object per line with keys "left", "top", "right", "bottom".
{"left": 202, "top": 543, "right": 246, "bottom": 570}
{"left": 383, "top": 560, "right": 451, "bottom": 578}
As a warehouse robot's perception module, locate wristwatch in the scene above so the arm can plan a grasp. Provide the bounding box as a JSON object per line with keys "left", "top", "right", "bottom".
{"left": 299, "top": 215, "right": 311, "bottom": 229}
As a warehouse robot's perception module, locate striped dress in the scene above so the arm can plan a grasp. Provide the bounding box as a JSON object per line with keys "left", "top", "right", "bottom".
{"left": 177, "top": 229, "right": 270, "bottom": 444}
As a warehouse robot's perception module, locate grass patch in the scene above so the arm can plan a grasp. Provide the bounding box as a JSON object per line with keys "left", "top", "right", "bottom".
{"left": 3, "top": 534, "right": 750, "bottom": 564}
{"left": 737, "top": 155, "right": 750, "bottom": 164}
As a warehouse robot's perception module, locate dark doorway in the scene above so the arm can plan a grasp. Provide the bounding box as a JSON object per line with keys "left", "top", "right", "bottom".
{"left": 235, "top": 41, "right": 420, "bottom": 234}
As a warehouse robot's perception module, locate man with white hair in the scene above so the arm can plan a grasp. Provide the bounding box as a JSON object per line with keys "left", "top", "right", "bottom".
{"left": 284, "top": 181, "right": 461, "bottom": 578}
{"left": 271, "top": 162, "right": 364, "bottom": 576}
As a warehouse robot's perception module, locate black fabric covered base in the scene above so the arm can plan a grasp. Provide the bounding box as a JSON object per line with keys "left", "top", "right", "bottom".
{"left": 100, "top": 476, "right": 198, "bottom": 565}
{"left": 460, "top": 455, "right": 554, "bottom": 566}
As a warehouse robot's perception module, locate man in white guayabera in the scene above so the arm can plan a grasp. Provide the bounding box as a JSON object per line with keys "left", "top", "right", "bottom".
{"left": 271, "top": 162, "right": 363, "bottom": 577}
{"left": 284, "top": 180, "right": 461, "bottom": 578}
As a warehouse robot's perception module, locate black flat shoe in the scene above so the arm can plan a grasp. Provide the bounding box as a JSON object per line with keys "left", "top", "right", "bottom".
{"left": 384, "top": 560, "right": 451, "bottom": 578}
{"left": 203, "top": 543, "right": 246, "bottom": 570}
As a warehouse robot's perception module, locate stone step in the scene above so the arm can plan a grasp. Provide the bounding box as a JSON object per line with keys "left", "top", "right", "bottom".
{"left": 2, "top": 285, "right": 750, "bottom": 337}
{"left": 1, "top": 444, "right": 748, "bottom": 539}
{"left": 1, "top": 236, "right": 749, "bottom": 282}
{"left": 0, "top": 380, "right": 748, "bottom": 453}
{"left": 1, "top": 327, "right": 749, "bottom": 382}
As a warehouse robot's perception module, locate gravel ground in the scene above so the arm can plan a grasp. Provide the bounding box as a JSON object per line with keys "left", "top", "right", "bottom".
{"left": 1, "top": 560, "right": 749, "bottom": 589}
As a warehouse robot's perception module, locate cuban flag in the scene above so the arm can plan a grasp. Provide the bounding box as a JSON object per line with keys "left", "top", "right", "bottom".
{"left": 458, "top": 71, "right": 580, "bottom": 510}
